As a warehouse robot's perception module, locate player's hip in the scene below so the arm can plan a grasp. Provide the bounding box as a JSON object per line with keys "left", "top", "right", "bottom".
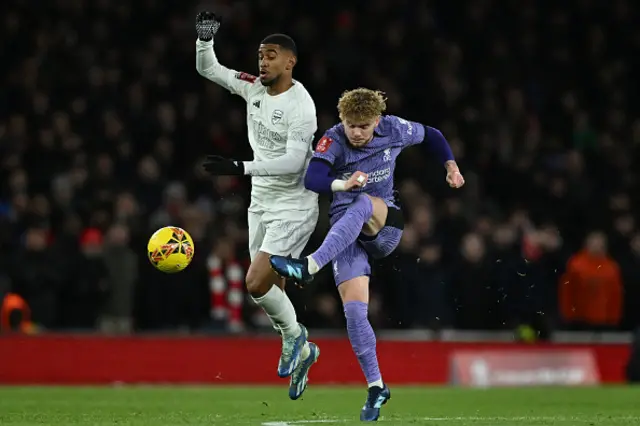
{"left": 249, "top": 190, "right": 318, "bottom": 212}
{"left": 250, "top": 175, "right": 305, "bottom": 189}
{"left": 249, "top": 205, "right": 318, "bottom": 222}
{"left": 248, "top": 208, "right": 318, "bottom": 260}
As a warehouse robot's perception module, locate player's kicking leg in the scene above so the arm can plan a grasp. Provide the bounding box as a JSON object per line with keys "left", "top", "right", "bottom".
{"left": 270, "top": 195, "right": 397, "bottom": 420}
{"left": 269, "top": 193, "right": 383, "bottom": 284}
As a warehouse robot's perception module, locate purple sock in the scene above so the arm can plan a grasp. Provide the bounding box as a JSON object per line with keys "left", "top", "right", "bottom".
{"left": 311, "top": 194, "right": 373, "bottom": 269}
{"left": 344, "top": 301, "right": 382, "bottom": 384}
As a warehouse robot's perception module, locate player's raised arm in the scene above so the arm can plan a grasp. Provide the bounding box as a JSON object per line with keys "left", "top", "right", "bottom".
{"left": 195, "top": 11, "right": 256, "bottom": 101}
{"left": 392, "top": 115, "right": 465, "bottom": 189}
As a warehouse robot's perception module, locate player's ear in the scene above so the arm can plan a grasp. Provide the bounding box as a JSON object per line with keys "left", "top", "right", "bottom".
{"left": 287, "top": 55, "right": 297, "bottom": 70}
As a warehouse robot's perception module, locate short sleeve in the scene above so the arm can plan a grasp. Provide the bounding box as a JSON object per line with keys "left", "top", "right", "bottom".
{"left": 312, "top": 131, "right": 343, "bottom": 165}
{"left": 389, "top": 115, "right": 426, "bottom": 148}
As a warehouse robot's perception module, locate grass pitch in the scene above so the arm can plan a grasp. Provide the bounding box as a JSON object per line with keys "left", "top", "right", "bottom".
{"left": 0, "top": 386, "right": 639, "bottom": 425}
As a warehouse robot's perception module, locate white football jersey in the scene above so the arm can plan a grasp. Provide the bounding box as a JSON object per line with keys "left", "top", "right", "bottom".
{"left": 196, "top": 40, "right": 319, "bottom": 213}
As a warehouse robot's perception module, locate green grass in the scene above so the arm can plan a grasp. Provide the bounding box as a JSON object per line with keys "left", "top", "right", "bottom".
{"left": 0, "top": 386, "right": 639, "bottom": 425}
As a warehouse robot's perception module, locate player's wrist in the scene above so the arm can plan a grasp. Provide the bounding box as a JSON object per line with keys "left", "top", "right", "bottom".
{"left": 241, "top": 161, "right": 250, "bottom": 175}
{"left": 331, "top": 180, "right": 347, "bottom": 192}
{"left": 444, "top": 160, "right": 459, "bottom": 173}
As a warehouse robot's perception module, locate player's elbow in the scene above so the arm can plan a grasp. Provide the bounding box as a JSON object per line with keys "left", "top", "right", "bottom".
{"left": 283, "top": 150, "right": 307, "bottom": 175}
{"left": 289, "top": 158, "right": 306, "bottom": 175}
{"left": 196, "top": 63, "right": 209, "bottom": 77}
{"left": 195, "top": 57, "right": 217, "bottom": 78}
{"left": 303, "top": 172, "right": 316, "bottom": 192}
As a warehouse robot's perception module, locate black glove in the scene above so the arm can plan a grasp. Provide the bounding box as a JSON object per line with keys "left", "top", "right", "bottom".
{"left": 196, "top": 11, "right": 221, "bottom": 42}
{"left": 203, "top": 155, "right": 245, "bottom": 176}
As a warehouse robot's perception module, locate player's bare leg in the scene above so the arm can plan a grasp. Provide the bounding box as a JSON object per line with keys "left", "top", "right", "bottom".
{"left": 246, "top": 252, "right": 313, "bottom": 382}
{"left": 270, "top": 194, "right": 387, "bottom": 283}
{"left": 339, "top": 276, "right": 390, "bottom": 421}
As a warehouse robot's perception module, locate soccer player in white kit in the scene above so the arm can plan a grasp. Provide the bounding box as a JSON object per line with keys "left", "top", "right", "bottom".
{"left": 195, "top": 11, "right": 319, "bottom": 400}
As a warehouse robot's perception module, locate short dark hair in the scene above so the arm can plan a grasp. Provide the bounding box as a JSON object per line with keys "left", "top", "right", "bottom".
{"left": 261, "top": 34, "right": 297, "bottom": 56}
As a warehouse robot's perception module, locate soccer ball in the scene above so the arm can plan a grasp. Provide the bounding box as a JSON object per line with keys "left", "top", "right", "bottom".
{"left": 147, "top": 226, "right": 195, "bottom": 273}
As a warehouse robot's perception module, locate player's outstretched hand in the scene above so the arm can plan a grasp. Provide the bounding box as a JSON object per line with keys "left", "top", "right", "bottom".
{"left": 203, "top": 155, "right": 244, "bottom": 176}
{"left": 196, "top": 11, "right": 221, "bottom": 41}
{"left": 446, "top": 170, "right": 465, "bottom": 188}
{"left": 345, "top": 171, "right": 368, "bottom": 191}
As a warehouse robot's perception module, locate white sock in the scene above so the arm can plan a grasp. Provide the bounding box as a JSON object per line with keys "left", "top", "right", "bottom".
{"left": 251, "top": 285, "right": 311, "bottom": 358}
{"left": 307, "top": 255, "right": 320, "bottom": 274}
{"left": 368, "top": 379, "right": 384, "bottom": 389}
{"left": 252, "top": 285, "right": 300, "bottom": 338}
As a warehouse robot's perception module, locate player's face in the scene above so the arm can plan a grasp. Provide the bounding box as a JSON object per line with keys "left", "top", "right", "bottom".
{"left": 258, "top": 44, "right": 292, "bottom": 86}
{"left": 342, "top": 116, "right": 380, "bottom": 147}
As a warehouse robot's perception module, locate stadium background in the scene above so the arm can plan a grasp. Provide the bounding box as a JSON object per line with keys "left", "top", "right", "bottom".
{"left": 1, "top": 0, "right": 640, "bottom": 389}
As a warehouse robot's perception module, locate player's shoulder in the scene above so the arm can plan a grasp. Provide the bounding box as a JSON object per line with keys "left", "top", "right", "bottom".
{"left": 286, "top": 81, "right": 316, "bottom": 114}
{"left": 379, "top": 114, "right": 412, "bottom": 131}
{"left": 315, "top": 123, "right": 347, "bottom": 155}
{"left": 243, "top": 75, "right": 266, "bottom": 98}
{"left": 235, "top": 71, "right": 259, "bottom": 85}
{"left": 379, "top": 114, "right": 420, "bottom": 141}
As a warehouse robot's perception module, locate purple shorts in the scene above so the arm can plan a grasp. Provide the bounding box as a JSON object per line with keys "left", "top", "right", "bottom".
{"left": 330, "top": 207, "right": 404, "bottom": 286}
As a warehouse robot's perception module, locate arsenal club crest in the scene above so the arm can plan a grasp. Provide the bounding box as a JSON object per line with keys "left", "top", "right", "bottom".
{"left": 271, "top": 109, "right": 284, "bottom": 125}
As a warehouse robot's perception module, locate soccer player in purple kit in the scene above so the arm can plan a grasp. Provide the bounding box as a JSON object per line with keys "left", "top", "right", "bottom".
{"left": 270, "top": 88, "right": 465, "bottom": 421}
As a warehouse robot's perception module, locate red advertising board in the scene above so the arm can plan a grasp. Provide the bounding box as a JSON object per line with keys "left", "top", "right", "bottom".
{"left": 450, "top": 350, "right": 600, "bottom": 387}
{"left": 0, "top": 335, "right": 630, "bottom": 385}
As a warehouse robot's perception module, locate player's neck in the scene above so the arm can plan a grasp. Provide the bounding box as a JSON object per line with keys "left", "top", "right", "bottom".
{"left": 266, "top": 76, "right": 294, "bottom": 96}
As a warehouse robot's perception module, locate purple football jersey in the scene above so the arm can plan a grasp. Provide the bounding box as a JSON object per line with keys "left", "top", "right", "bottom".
{"left": 312, "top": 115, "right": 425, "bottom": 216}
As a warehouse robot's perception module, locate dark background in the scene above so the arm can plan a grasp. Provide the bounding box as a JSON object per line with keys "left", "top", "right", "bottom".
{"left": 1, "top": 0, "right": 639, "bottom": 336}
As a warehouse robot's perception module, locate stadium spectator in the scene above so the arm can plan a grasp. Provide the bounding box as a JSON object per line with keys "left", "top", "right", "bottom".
{"left": 0, "top": 292, "right": 33, "bottom": 334}
{"left": 99, "top": 224, "right": 138, "bottom": 334}
{"left": 59, "top": 228, "right": 110, "bottom": 329}
{"left": 559, "top": 232, "right": 623, "bottom": 330}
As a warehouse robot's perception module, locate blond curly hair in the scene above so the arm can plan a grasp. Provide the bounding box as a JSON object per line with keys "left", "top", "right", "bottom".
{"left": 337, "top": 88, "right": 387, "bottom": 123}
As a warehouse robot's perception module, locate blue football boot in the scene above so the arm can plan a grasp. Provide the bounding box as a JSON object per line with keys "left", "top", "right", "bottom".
{"left": 288, "top": 342, "right": 320, "bottom": 400}
{"left": 360, "top": 385, "right": 391, "bottom": 421}
{"left": 269, "top": 255, "right": 313, "bottom": 286}
{"left": 278, "top": 323, "right": 308, "bottom": 378}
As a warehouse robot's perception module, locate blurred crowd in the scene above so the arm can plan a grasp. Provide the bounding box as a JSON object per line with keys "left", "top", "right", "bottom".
{"left": 1, "top": 0, "right": 639, "bottom": 335}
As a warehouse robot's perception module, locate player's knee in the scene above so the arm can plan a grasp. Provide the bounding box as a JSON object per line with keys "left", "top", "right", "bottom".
{"left": 356, "top": 193, "right": 370, "bottom": 202}
{"left": 361, "top": 197, "right": 387, "bottom": 236}
{"left": 245, "top": 267, "right": 270, "bottom": 297}
{"left": 338, "top": 277, "right": 369, "bottom": 304}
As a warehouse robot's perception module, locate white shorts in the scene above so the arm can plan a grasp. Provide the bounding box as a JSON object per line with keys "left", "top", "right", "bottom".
{"left": 248, "top": 207, "right": 319, "bottom": 261}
